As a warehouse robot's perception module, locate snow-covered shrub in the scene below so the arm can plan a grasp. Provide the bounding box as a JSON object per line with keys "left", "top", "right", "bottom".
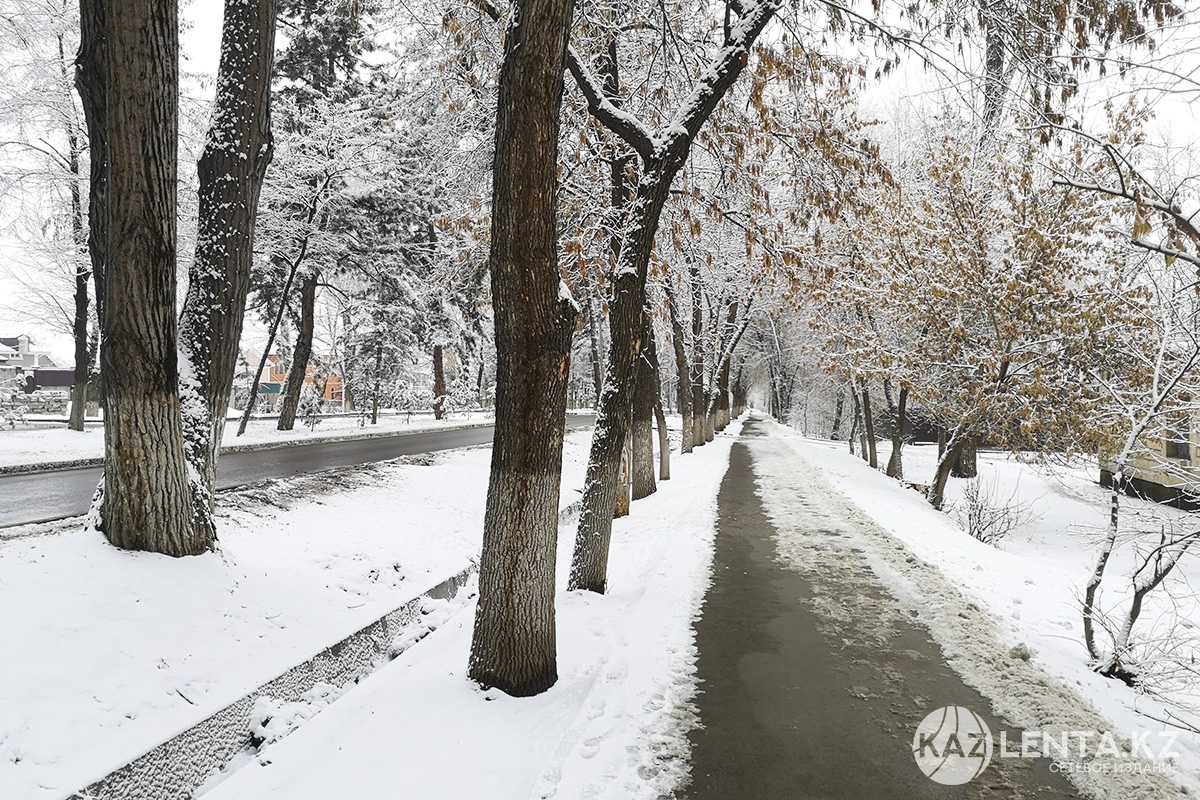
{"left": 952, "top": 477, "right": 1031, "bottom": 546}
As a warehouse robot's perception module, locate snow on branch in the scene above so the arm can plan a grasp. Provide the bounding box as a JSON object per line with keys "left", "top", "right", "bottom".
{"left": 658, "top": 0, "right": 781, "bottom": 157}
{"left": 563, "top": 47, "right": 657, "bottom": 164}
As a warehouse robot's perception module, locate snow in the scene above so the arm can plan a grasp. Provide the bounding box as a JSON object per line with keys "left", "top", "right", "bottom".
{"left": 761, "top": 418, "right": 1200, "bottom": 795}
{"left": 194, "top": 418, "right": 742, "bottom": 800}
{"left": 0, "top": 429, "right": 593, "bottom": 800}
{"left": 0, "top": 412, "right": 499, "bottom": 470}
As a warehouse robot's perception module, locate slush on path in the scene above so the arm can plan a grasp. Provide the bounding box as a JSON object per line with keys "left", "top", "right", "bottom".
{"left": 684, "top": 418, "right": 1078, "bottom": 799}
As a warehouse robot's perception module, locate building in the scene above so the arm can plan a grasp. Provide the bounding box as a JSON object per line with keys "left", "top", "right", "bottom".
{"left": 255, "top": 353, "right": 344, "bottom": 405}
{"left": 0, "top": 335, "right": 73, "bottom": 393}
{"left": 0, "top": 335, "right": 58, "bottom": 369}
{"left": 1099, "top": 414, "right": 1199, "bottom": 510}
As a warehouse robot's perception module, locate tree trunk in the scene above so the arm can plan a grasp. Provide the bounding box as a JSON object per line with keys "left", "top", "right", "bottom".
{"left": 717, "top": 356, "right": 731, "bottom": 430}
{"left": 178, "top": 0, "right": 276, "bottom": 504}
{"left": 371, "top": 343, "right": 382, "bottom": 424}
{"left": 432, "top": 344, "right": 447, "bottom": 419}
{"left": 860, "top": 382, "right": 877, "bottom": 468}
{"left": 952, "top": 436, "right": 979, "bottom": 478}
{"left": 90, "top": 0, "right": 210, "bottom": 555}
{"left": 584, "top": 287, "right": 604, "bottom": 407}
{"left": 654, "top": 399, "right": 670, "bottom": 481}
{"left": 830, "top": 388, "right": 844, "bottom": 440}
{"left": 690, "top": 266, "right": 706, "bottom": 449}
{"left": 1084, "top": 470, "right": 1122, "bottom": 662}
{"left": 928, "top": 431, "right": 966, "bottom": 510}
{"left": 630, "top": 311, "right": 657, "bottom": 500}
{"left": 467, "top": 0, "right": 577, "bottom": 698}
{"left": 615, "top": 428, "right": 632, "bottom": 517}
{"left": 885, "top": 386, "right": 908, "bottom": 480}
{"left": 75, "top": 0, "right": 107, "bottom": 336}
{"left": 664, "top": 282, "right": 692, "bottom": 453}
{"left": 277, "top": 274, "right": 317, "bottom": 431}
{"left": 851, "top": 386, "right": 865, "bottom": 457}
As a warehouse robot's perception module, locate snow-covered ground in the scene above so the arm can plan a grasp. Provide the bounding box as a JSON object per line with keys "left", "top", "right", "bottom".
{"left": 191, "top": 419, "right": 741, "bottom": 800}
{"left": 0, "top": 412, "right": 497, "bottom": 469}
{"left": 770, "top": 420, "right": 1200, "bottom": 793}
{"left": 0, "top": 429, "right": 593, "bottom": 800}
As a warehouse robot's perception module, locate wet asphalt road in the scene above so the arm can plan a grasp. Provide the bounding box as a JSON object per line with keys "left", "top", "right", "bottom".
{"left": 0, "top": 415, "right": 594, "bottom": 529}
{"left": 684, "top": 419, "right": 1079, "bottom": 799}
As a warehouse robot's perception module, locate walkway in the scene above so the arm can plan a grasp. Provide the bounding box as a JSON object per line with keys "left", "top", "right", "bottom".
{"left": 685, "top": 419, "right": 1078, "bottom": 799}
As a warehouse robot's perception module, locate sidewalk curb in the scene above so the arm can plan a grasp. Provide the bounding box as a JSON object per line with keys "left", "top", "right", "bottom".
{"left": 69, "top": 565, "right": 478, "bottom": 800}
{"left": 0, "top": 419, "right": 497, "bottom": 477}
{"left": 66, "top": 498, "right": 585, "bottom": 800}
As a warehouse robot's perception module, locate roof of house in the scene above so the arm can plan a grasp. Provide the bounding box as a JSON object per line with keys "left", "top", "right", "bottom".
{"left": 0, "top": 336, "right": 29, "bottom": 349}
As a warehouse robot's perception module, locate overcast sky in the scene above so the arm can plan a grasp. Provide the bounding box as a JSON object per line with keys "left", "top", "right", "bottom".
{"left": 2, "top": 5, "right": 1195, "bottom": 365}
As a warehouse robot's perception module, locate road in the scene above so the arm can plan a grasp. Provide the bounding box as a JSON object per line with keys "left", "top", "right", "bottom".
{"left": 0, "top": 415, "right": 594, "bottom": 529}
{"left": 685, "top": 419, "right": 1078, "bottom": 799}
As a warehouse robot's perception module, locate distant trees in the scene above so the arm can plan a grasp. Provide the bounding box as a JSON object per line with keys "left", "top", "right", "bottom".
{"left": 0, "top": 0, "right": 91, "bottom": 430}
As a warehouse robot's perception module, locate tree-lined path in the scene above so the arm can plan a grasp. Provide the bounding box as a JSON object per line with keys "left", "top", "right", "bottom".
{"left": 685, "top": 419, "right": 1077, "bottom": 798}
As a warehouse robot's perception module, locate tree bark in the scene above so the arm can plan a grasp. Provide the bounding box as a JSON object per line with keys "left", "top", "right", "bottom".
{"left": 831, "top": 388, "right": 844, "bottom": 440}
{"left": 690, "top": 265, "right": 706, "bottom": 449}
{"left": 631, "top": 311, "right": 657, "bottom": 500}
{"left": 277, "top": 274, "right": 317, "bottom": 431}
{"left": 178, "top": 0, "right": 276, "bottom": 505}
{"left": 860, "top": 382, "right": 878, "bottom": 469}
{"left": 371, "top": 343, "right": 382, "bottom": 424}
{"left": 467, "top": 0, "right": 577, "bottom": 697}
{"left": 584, "top": 284, "right": 604, "bottom": 407}
{"left": 75, "top": 0, "right": 107, "bottom": 335}
{"left": 90, "top": 0, "right": 209, "bottom": 555}
{"left": 654, "top": 399, "right": 670, "bottom": 480}
{"left": 664, "top": 281, "right": 692, "bottom": 453}
{"left": 615, "top": 427, "right": 632, "bottom": 517}
{"left": 928, "top": 430, "right": 966, "bottom": 510}
{"left": 952, "top": 436, "right": 979, "bottom": 478}
{"left": 885, "top": 386, "right": 908, "bottom": 480}
{"left": 432, "top": 344, "right": 447, "bottom": 419}
{"left": 716, "top": 356, "right": 731, "bottom": 430}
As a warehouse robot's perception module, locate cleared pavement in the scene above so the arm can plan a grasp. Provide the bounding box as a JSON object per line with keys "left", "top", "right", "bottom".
{"left": 685, "top": 419, "right": 1079, "bottom": 798}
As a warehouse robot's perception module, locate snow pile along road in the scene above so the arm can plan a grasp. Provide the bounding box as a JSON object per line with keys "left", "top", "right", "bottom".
{"left": 197, "top": 419, "right": 743, "bottom": 800}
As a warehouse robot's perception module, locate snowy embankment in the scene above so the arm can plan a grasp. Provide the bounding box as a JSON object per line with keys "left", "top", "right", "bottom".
{"left": 0, "top": 430, "right": 592, "bottom": 800}
{"left": 768, "top": 420, "right": 1200, "bottom": 794}
{"left": 196, "top": 419, "right": 742, "bottom": 800}
{"left": 0, "top": 411, "right": 497, "bottom": 471}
